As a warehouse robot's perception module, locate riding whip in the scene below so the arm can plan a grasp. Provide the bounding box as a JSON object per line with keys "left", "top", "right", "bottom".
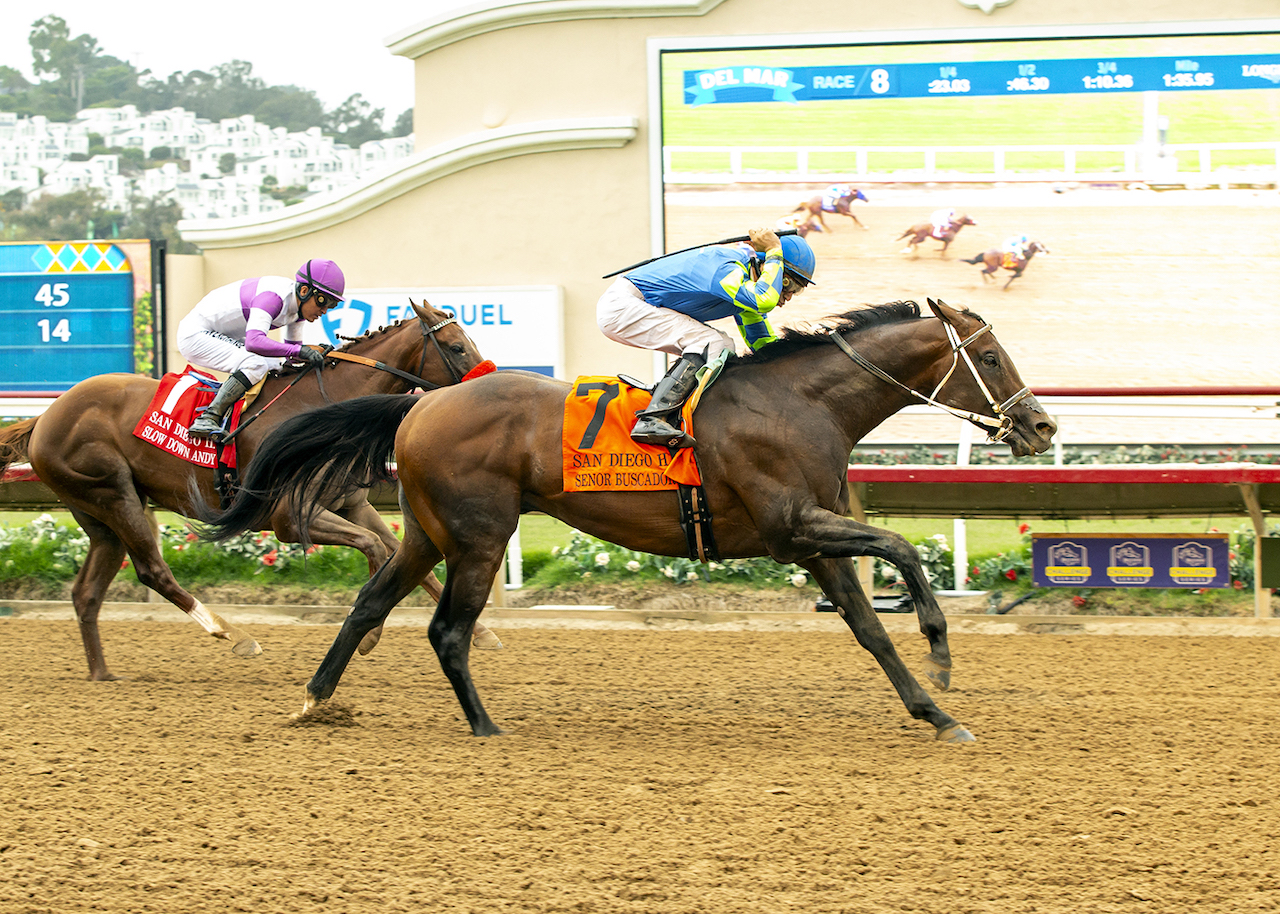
{"left": 602, "top": 228, "right": 798, "bottom": 279}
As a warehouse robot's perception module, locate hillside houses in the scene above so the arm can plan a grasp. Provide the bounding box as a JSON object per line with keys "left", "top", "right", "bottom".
{"left": 0, "top": 105, "right": 414, "bottom": 222}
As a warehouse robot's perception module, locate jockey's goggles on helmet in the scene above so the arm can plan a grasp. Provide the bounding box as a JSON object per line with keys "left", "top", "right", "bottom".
{"left": 296, "top": 283, "right": 340, "bottom": 311}
{"left": 782, "top": 271, "right": 809, "bottom": 294}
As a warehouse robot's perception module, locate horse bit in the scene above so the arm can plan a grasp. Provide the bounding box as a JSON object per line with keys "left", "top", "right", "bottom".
{"left": 828, "top": 319, "right": 1032, "bottom": 442}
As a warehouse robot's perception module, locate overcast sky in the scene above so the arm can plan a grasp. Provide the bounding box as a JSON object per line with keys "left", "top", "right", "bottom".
{"left": 1, "top": 1, "right": 468, "bottom": 123}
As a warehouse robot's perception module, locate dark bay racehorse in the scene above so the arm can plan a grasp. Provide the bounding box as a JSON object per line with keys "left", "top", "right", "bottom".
{"left": 962, "top": 241, "right": 1049, "bottom": 289}
{"left": 199, "top": 299, "right": 1056, "bottom": 743}
{"left": 792, "top": 187, "right": 869, "bottom": 231}
{"left": 0, "top": 300, "right": 490, "bottom": 681}
{"left": 897, "top": 214, "right": 976, "bottom": 257}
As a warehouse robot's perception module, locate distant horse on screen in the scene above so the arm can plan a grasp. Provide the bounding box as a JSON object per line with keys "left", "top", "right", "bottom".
{"left": 962, "top": 241, "right": 1050, "bottom": 289}
{"left": 792, "top": 186, "right": 869, "bottom": 231}
{"left": 897, "top": 214, "right": 976, "bottom": 257}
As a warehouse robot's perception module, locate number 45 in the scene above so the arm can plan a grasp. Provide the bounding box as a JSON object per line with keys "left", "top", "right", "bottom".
{"left": 35, "top": 283, "right": 70, "bottom": 307}
{"left": 38, "top": 318, "right": 71, "bottom": 342}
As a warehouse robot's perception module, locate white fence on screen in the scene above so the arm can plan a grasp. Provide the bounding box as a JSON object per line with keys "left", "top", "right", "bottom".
{"left": 663, "top": 141, "right": 1280, "bottom": 187}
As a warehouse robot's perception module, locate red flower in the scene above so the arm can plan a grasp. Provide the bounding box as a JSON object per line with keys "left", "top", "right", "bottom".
{"left": 1232, "top": 580, "right": 1244, "bottom": 590}
{"left": 392, "top": 522, "right": 401, "bottom": 533}
{"left": 185, "top": 532, "right": 198, "bottom": 542}
{"left": 261, "top": 550, "right": 278, "bottom": 566}
{"left": 1018, "top": 523, "right": 1030, "bottom": 535}
{"left": 971, "top": 566, "right": 980, "bottom": 577}
{"left": 1004, "top": 568, "right": 1018, "bottom": 582}
{"left": 1071, "top": 595, "right": 1087, "bottom": 607}
{"left": 120, "top": 558, "right": 130, "bottom": 570}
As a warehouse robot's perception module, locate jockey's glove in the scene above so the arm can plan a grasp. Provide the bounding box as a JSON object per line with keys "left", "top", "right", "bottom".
{"left": 298, "top": 345, "right": 328, "bottom": 369}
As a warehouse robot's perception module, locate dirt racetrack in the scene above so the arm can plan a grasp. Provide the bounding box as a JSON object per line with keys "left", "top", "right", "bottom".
{"left": 3, "top": 617, "right": 1278, "bottom": 914}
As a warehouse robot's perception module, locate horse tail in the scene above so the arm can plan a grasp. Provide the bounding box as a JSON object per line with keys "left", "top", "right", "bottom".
{"left": 896, "top": 227, "right": 913, "bottom": 241}
{"left": 191, "top": 394, "right": 419, "bottom": 543}
{"left": 960, "top": 253, "right": 983, "bottom": 264}
{"left": 0, "top": 417, "right": 38, "bottom": 474}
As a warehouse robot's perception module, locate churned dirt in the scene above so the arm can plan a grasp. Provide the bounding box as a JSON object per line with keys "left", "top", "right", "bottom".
{"left": 2, "top": 616, "right": 1278, "bottom": 914}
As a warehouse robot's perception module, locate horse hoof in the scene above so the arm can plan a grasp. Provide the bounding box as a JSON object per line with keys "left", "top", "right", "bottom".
{"left": 936, "top": 724, "right": 977, "bottom": 744}
{"left": 472, "top": 628, "right": 504, "bottom": 650}
{"left": 232, "top": 637, "right": 262, "bottom": 657}
{"left": 923, "top": 655, "right": 952, "bottom": 691}
{"left": 292, "top": 691, "right": 321, "bottom": 719}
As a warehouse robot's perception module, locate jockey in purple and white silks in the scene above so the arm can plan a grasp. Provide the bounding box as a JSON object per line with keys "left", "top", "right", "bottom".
{"left": 930, "top": 208, "right": 957, "bottom": 239}
{"left": 597, "top": 228, "right": 816, "bottom": 449}
{"left": 177, "top": 258, "right": 345, "bottom": 441}
{"left": 822, "top": 184, "right": 868, "bottom": 211}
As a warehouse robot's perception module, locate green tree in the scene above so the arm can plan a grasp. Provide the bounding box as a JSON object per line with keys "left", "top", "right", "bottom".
{"left": 392, "top": 107, "right": 413, "bottom": 138}
{"left": 218, "top": 152, "right": 237, "bottom": 175}
{"left": 325, "top": 93, "right": 386, "bottom": 146}
{"left": 122, "top": 194, "right": 196, "bottom": 253}
{"left": 6, "top": 187, "right": 123, "bottom": 240}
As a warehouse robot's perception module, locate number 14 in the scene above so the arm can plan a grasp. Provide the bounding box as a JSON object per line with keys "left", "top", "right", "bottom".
{"left": 37, "top": 318, "right": 71, "bottom": 342}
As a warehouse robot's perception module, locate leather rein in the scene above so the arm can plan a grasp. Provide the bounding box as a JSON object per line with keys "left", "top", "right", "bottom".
{"left": 221, "top": 314, "right": 461, "bottom": 444}
{"left": 828, "top": 318, "right": 1032, "bottom": 442}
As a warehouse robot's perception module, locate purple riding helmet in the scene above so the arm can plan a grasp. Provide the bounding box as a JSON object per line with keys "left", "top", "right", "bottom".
{"left": 295, "top": 258, "right": 345, "bottom": 304}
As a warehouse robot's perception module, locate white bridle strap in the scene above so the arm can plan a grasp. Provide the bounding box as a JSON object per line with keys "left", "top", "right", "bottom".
{"left": 829, "top": 319, "right": 1031, "bottom": 440}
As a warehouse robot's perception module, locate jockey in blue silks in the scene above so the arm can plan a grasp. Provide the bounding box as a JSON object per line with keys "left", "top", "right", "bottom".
{"left": 596, "top": 227, "right": 817, "bottom": 449}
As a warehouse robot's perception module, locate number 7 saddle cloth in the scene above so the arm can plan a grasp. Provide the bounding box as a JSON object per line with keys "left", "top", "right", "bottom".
{"left": 561, "top": 377, "right": 703, "bottom": 493}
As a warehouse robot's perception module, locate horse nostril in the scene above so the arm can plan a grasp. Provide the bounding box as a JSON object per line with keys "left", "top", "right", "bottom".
{"left": 1037, "top": 420, "right": 1058, "bottom": 439}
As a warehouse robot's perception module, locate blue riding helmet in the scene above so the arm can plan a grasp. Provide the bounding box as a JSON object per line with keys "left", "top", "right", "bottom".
{"left": 780, "top": 234, "right": 816, "bottom": 286}
{"left": 756, "top": 234, "right": 817, "bottom": 286}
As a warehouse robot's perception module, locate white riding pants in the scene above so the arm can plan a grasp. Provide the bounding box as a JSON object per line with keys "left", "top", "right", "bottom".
{"left": 176, "top": 328, "right": 283, "bottom": 386}
{"left": 596, "top": 277, "right": 734, "bottom": 361}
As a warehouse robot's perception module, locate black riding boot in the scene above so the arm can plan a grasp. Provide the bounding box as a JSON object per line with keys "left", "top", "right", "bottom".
{"left": 187, "top": 371, "right": 249, "bottom": 442}
{"left": 631, "top": 355, "right": 704, "bottom": 449}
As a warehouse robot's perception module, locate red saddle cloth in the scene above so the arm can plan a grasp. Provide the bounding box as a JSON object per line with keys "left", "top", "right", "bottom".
{"left": 132, "top": 367, "right": 243, "bottom": 468}
{"left": 561, "top": 377, "right": 701, "bottom": 493}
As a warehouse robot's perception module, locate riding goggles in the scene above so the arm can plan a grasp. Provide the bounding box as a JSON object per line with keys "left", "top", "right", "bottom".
{"left": 782, "top": 271, "right": 809, "bottom": 294}
{"left": 297, "top": 284, "right": 341, "bottom": 312}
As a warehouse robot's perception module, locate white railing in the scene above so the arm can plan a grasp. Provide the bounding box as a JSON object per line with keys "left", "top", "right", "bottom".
{"left": 663, "top": 142, "right": 1280, "bottom": 186}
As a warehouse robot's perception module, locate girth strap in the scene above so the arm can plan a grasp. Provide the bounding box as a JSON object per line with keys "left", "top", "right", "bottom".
{"left": 678, "top": 483, "right": 719, "bottom": 563}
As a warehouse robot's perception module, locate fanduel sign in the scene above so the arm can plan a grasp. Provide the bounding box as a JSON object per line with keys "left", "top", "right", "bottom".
{"left": 300, "top": 285, "right": 564, "bottom": 378}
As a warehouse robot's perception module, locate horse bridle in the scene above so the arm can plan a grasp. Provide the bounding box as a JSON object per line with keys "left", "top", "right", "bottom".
{"left": 828, "top": 319, "right": 1032, "bottom": 442}
{"left": 222, "top": 313, "right": 463, "bottom": 443}
{"left": 324, "top": 313, "right": 463, "bottom": 391}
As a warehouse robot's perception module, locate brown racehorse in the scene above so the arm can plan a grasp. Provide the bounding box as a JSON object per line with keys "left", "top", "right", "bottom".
{"left": 791, "top": 187, "right": 869, "bottom": 231}
{"left": 962, "top": 240, "right": 1049, "bottom": 289}
{"left": 198, "top": 299, "right": 1057, "bottom": 743}
{"left": 897, "top": 214, "right": 976, "bottom": 257}
{"left": 0, "top": 300, "right": 493, "bottom": 681}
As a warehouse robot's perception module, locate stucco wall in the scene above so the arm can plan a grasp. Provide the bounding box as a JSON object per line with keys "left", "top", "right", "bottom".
{"left": 179, "top": 0, "right": 1280, "bottom": 382}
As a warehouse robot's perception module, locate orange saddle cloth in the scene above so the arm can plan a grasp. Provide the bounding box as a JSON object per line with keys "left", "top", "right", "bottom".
{"left": 561, "top": 377, "right": 702, "bottom": 493}
{"left": 132, "top": 367, "right": 244, "bottom": 468}
{"left": 1001, "top": 252, "right": 1022, "bottom": 270}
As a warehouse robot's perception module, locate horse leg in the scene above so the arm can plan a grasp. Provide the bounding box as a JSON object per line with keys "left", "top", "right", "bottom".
{"left": 800, "top": 557, "right": 974, "bottom": 743}
{"left": 428, "top": 549, "right": 507, "bottom": 736}
{"left": 334, "top": 498, "right": 502, "bottom": 655}
{"left": 1003, "top": 268, "right": 1023, "bottom": 291}
{"left": 56, "top": 483, "right": 261, "bottom": 670}
{"left": 302, "top": 514, "right": 445, "bottom": 714}
{"left": 66, "top": 509, "right": 129, "bottom": 681}
{"left": 782, "top": 506, "right": 955, "bottom": 689}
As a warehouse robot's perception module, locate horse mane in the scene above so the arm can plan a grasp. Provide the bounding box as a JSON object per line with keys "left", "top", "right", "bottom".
{"left": 724, "top": 300, "right": 936, "bottom": 368}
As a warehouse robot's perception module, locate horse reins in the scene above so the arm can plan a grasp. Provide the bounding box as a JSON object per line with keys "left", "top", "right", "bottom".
{"left": 220, "top": 314, "right": 461, "bottom": 443}
{"left": 828, "top": 319, "right": 1032, "bottom": 441}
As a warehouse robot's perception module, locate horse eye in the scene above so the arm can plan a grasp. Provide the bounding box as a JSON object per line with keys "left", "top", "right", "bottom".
{"left": 981, "top": 353, "right": 999, "bottom": 368}
{"left": 450, "top": 343, "right": 466, "bottom": 354}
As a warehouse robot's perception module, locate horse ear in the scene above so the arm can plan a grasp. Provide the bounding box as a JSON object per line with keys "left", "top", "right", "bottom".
{"left": 409, "top": 298, "right": 431, "bottom": 321}
{"left": 928, "top": 298, "right": 966, "bottom": 324}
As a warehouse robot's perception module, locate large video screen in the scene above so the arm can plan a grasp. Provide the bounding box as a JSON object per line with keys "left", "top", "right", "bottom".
{"left": 653, "top": 24, "right": 1280, "bottom": 433}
